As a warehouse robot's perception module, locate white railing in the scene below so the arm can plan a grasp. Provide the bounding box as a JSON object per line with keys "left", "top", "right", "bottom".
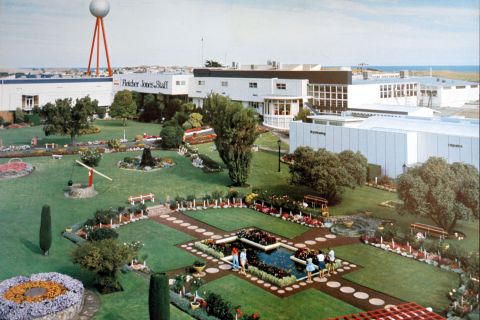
{"left": 263, "top": 114, "right": 294, "bottom": 130}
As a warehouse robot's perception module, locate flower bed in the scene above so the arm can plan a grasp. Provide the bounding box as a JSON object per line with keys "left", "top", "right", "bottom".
{"left": 294, "top": 248, "right": 319, "bottom": 264}
{"left": 184, "top": 133, "right": 217, "bottom": 145}
{"left": 0, "top": 272, "right": 84, "bottom": 320}
{"left": 253, "top": 203, "right": 323, "bottom": 228}
{"left": 236, "top": 229, "right": 276, "bottom": 246}
{"left": 247, "top": 266, "right": 296, "bottom": 287}
{"left": 0, "top": 160, "right": 34, "bottom": 180}
{"left": 117, "top": 155, "right": 175, "bottom": 171}
{"left": 194, "top": 241, "right": 225, "bottom": 259}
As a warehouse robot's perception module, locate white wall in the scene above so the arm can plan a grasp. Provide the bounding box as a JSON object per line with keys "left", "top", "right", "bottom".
{"left": 113, "top": 73, "right": 191, "bottom": 95}
{"left": 0, "top": 78, "right": 113, "bottom": 111}
{"left": 348, "top": 83, "right": 417, "bottom": 108}
{"left": 438, "top": 85, "right": 479, "bottom": 107}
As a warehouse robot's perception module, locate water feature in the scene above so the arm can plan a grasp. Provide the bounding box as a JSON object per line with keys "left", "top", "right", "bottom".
{"left": 256, "top": 247, "right": 306, "bottom": 278}
{"left": 330, "top": 215, "right": 381, "bottom": 237}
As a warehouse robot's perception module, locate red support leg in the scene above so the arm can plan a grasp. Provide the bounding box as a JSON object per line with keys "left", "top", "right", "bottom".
{"left": 87, "top": 19, "right": 99, "bottom": 76}
{"left": 100, "top": 18, "right": 112, "bottom": 77}
{"left": 96, "top": 17, "right": 100, "bottom": 76}
{"left": 88, "top": 169, "right": 94, "bottom": 187}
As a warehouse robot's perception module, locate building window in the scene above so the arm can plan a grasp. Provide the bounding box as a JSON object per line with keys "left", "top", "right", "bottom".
{"left": 276, "top": 83, "right": 286, "bottom": 90}
{"left": 308, "top": 84, "right": 348, "bottom": 114}
{"left": 221, "top": 81, "right": 228, "bottom": 87}
{"left": 456, "top": 85, "right": 466, "bottom": 89}
{"left": 176, "top": 80, "right": 186, "bottom": 85}
{"left": 22, "top": 95, "right": 39, "bottom": 110}
{"left": 198, "top": 80, "right": 205, "bottom": 85}
{"left": 249, "top": 82, "right": 257, "bottom": 88}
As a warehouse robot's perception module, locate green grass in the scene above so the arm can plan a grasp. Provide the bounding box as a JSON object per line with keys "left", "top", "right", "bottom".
{"left": 334, "top": 244, "right": 460, "bottom": 312}
{"left": 1, "top": 119, "right": 161, "bottom": 146}
{"left": 200, "top": 275, "right": 362, "bottom": 320}
{"left": 185, "top": 207, "right": 309, "bottom": 239}
{"left": 117, "top": 220, "right": 198, "bottom": 272}
{"left": 255, "top": 132, "right": 289, "bottom": 150}
{"left": 94, "top": 272, "right": 192, "bottom": 320}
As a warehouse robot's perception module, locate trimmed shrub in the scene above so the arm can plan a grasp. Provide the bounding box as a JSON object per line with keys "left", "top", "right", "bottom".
{"left": 88, "top": 228, "right": 119, "bottom": 241}
{"left": 39, "top": 205, "right": 52, "bottom": 256}
{"left": 149, "top": 273, "right": 170, "bottom": 320}
{"left": 206, "top": 292, "right": 234, "bottom": 320}
{"left": 80, "top": 149, "right": 102, "bottom": 167}
{"left": 194, "top": 242, "right": 225, "bottom": 259}
{"left": 160, "top": 125, "right": 184, "bottom": 149}
{"left": 247, "top": 266, "right": 296, "bottom": 287}
{"left": 367, "top": 163, "right": 382, "bottom": 182}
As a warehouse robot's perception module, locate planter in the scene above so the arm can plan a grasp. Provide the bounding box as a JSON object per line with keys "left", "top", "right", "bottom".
{"left": 193, "top": 265, "right": 206, "bottom": 273}
{"left": 343, "top": 220, "right": 354, "bottom": 228}
{"left": 190, "top": 301, "right": 200, "bottom": 310}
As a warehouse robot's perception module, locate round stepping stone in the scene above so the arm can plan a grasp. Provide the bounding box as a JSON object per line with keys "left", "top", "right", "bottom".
{"left": 191, "top": 249, "right": 198, "bottom": 253}
{"left": 245, "top": 274, "right": 251, "bottom": 278}
{"left": 263, "top": 283, "right": 271, "bottom": 287}
{"left": 181, "top": 244, "right": 187, "bottom": 248}
{"left": 337, "top": 268, "right": 344, "bottom": 272}
{"left": 325, "top": 234, "right": 336, "bottom": 239}
{"left": 285, "top": 287, "right": 293, "bottom": 291}
{"left": 218, "top": 261, "right": 224, "bottom": 265}
{"left": 277, "top": 290, "right": 285, "bottom": 294}
{"left": 369, "top": 298, "right": 385, "bottom": 306}
{"left": 270, "top": 286, "right": 278, "bottom": 291}
{"left": 211, "top": 235, "right": 222, "bottom": 239}
{"left": 281, "top": 240, "right": 287, "bottom": 243}
{"left": 340, "top": 286, "right": 355, "bottom": 294}
{"left": 188, "top": 243, "right": 194, "bottom": 246}
{"left": 293, "top": 284, "right": 300, "bottom": 289}
{"left": 288, "top": 242, "right": 294, "bottom": 245}
{"left": 167, "top": 217, "right": 176, "bottom": 221}
{"left": 188, "top": 226, "right": 198, "bottom": 230}
{"left": 207, "top": 257, "right": 213, "bottom": 260}
{"left": 384, "top": 304, "right": 396, "bottom": 309}
{"left": 350, "top": 264, "right": 357, "bottom": 268}
{"left": 205, "top": 268, "right": 219, "bottom": 274}
{"left": 342, "top": 261, "right": 349, "bottom": 265}
{"left": 223, "top": 234, "right": 230, "bottom": 237}
{"left": 299, "top": 282, "right": 307, "bottom": 286}
{"left": 203, "top": 231, "right": 214, "bottom": 236}
{"left": 353, "top": 292, "right": 369, "bottom": 300}
{"left": 201, "top": 254, "right": 208, "bottom": 257}
{"left": 160, "top": 214, "right": 170, "bottom": 218}
{"left": 332, "top": 271, "right": 337, "bottom": 275}
{"left": 230, "top": 233, "right": 236, "bottom": 236}
{"left": 305, "top": 240, "right": 316, "bottom": 245}
{"left": 195, "top": 228, "right": 206, "bottom": 233}
{"left": 180, "top": 223, "right": 191, "bottom": 227}
{"left": 257, "top": 280, "right": 264, "bottom": 284}
{"left": 326, "top": 281, "right": 341, "bottom": 288}
{"left": 250, "top": 277, "right": 258, "bottom": 281}
{"left": 173, "top": 220, "right": 183, "bottom": 224}
{"left": 168, "top": 279, "right": 175, "bottom": 285}
{"left": 344, "top": 266, "right": 350, "bottom": 270}
{"left": 212, "top": 259, "right": 219, "bottom": 262}
{"left": 276, "top": 237, "right": 282, "bottom": 241}
{"left": 219, "top": 264, "right": 232, "bottom": 270}
{"left": 294, "top": 243, "right": 306, "bottom": 248}
{"left": 315, "top": 237, "right": 326, "bottom": 242}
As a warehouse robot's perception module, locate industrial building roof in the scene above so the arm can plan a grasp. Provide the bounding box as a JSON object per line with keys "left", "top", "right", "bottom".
{"left": 348, "top": 104, "right": 437, "bottom": 115}
{"left": 358, "top": 116, "right": 480, "bottom": 137}
{"left": 352, "top": 76, "right": 477, "bottom": 87}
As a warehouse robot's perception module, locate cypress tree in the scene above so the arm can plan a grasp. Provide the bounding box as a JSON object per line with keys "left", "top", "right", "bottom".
{"left": 39, "top": 205, "right": 52, "bottom": 256}
{"left": 149, "top": 272, "right": 170, "bottom": 320}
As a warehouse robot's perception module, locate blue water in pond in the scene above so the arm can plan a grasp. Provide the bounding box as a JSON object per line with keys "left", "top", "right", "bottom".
{"left": 256, "top": 247, "right": 307, "bottom": 279}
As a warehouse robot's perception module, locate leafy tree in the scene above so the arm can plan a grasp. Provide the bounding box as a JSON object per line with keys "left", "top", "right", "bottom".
{"left": 338, "top": 150, "right": 368, "bottom": 186}
{"left": 204, "top": 94, "right": 258, "bottom": 186}
{"left": 397, "top": 157, "right": 479, "bottom": 233}
{"left": 163, "top": 98, "right": 183, "bottom": 120}
{"left": 182, "top": 113, "right": 203, "bottom": 129}
{"left": 289, "top": 147, "right": 356, "bottom": 204}
{"left": 72, "top": 239, "right": 136, "bottom": 293}
{"left": 180, "top": 102, "right": 196, "bottom": 113}
{"left": 42, "top": 97, "right": 97, "bottom": 145}
{"left": 39, "top": 205, "right": 52, "bottom": 256}
{"left": 80, "top": 149, "right": 102, "bottom": 167}
{"left": 205, "top": 60, "right": 223, "bottom": 68}
{"left": 139, "top": 99, "right": 162, "bottom": 122}
{"left": 148, "top": 273, "right": 170, "bottom": 320}
{"left": 110, "top": 90, "right": 137, "bottom": 126}
{"left": 15, "top": 107, "right": 25, "bottom": 123}
{"left": 88, "top": 228, "right": 119, "bottom": 241}
{"left": 293, "top": 108, "right": 311, "bottom": 123}
{"left": 160, "top": 125, "right": 184, "bottom": 149}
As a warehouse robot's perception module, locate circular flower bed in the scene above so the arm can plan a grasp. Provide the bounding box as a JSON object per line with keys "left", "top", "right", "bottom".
{"left": 0, "top": 272, "right": 84, "bottom": 320}
{"left": 0, "top": 160, "right": 34, "bottom": 180}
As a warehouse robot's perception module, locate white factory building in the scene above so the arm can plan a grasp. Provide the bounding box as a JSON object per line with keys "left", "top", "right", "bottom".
{"left": 290, "top": 116, "right": 480, "bottom": 178}
{"left": 112, "top": 73, "right": 191, "bottom": 96}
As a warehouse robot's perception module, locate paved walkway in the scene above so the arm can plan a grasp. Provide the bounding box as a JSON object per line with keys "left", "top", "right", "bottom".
{"left": 150, "top": 205, "right": 405, "bottom": 311}
{"left": 75, "top": 290, "right": 101, "bottom": 320}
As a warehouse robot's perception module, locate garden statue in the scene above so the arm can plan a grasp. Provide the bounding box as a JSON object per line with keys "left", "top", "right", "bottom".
{"left": 140, "top": 147, "right": 156, "bottom": 168}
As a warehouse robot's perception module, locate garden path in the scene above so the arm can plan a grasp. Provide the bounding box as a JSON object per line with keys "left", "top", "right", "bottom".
{"left": 74, "top": 290, "right": 101, "bottom": 320}
{"left": 150, "top": 206, "right": 405, "bottom": 311}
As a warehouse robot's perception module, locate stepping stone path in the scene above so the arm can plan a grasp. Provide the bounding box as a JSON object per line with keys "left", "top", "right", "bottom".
{"left": 325, "top": 234, "right": 337, "bottom": 239}
{"left": 180, "top": 223, "right": 191, "bottom": 227}
{"left": 181, "top": 244, "right": 187, "bottom": 248}
{"left": 285, "top": 287, "right": 293, "bottom": 291}
{"left": 251, "top": 277, "right": 258, "bottom": 281}
{"left": 263, "top": 283, "right": 271, "bottom": 287}
{"left": 188, "top": 243, "right": 194, "bottom": 246}
{"left": 257, "top": 280, "right": 264, "bottom": 284}
{"left": 326, "top": 281, "right": 341, "bottom": 288}
{"left": 219, "top": 264, "right": 232, "bottom": 270}
{"left": 211, "top": 235, "right": 222, "bottom": 239}
{"left": 384, "top": 304, "right": 396, "bottom": 309}
{"left": 186, "top": 247, "right": 192, "bottom": 250}
{"left": 173, "top": 220, "right": 183, "bottom": 224}
{"left": 205, "top": 268, "right": 220, "bottom": 274}
{"left": 191, "top": 249, "right": 198, "bottom": 253}
{"left": 315, "top": 237, "right": 326, "bottom": 242}
{"left": 195, "top": 228, "right": 206, "bottom": 233}
{"left": 344, "top": 266, "right": 350, "bottom": 270}
{"left": 293, "top": 284, "right": 300, "bottom": 288}
{"left": 369, "top": 298, "right": 385, "bottom": 306}
{"left": 188, "top": 226, "right": 198, "bottom": 230}
{"left": 337, "top": 268, "right": 344, "bottom": 272}
{"left": 304, "top": 240, "right": 316, "bottom": 245}
{"left": 350, "top": 264, "right": 357, "bottom": 268}
{"left": 353, "top": 292, "right": 369, "bottom": 300}
{"left": 342, "top": 262, "right": 349, "bottom": 265}
{"left": 340, "top": 286, "right": 355, "bottom": 294}
{"left": 160, "top": 214, "right": 170, "bottom": 218}
{"left": 294, "top": 243, "right": 306, "bottom": 248}
{"left": 167, "top": 217, "right": 176, "bottom": 221}
{"left": 299, "top": 282, "right": 307, "bottom": 286}
{"left": 277, "top": 290, "right": 285, "bottom": 294}
{"left": 203, "top": 232, "right": 214, "bottom": 236}
{"left": 270, "top": 286, "right": 278, "bottom": 291}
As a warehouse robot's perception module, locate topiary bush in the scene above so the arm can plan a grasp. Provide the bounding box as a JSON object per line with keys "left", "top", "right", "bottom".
{"left": 149, "top": 272, "right": 170, "bottom": 320}
{"left": 88, "top": 228, "right": 119, "bottom": 241}
{"left": 39, "top": 205, "right": 52, "bottom": 256}
{"left": 140, "top": 147, "right": 156, "bottom": 167}
{"left": 80, "top": 149, "right": 102, "bottom": 167}
{"left": 160, "top": 125, "right": 184, "bottom": 149}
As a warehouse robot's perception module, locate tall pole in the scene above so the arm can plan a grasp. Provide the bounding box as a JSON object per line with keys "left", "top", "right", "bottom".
{"left": 100, "top": 18, "right": 112, "bottom": 77}
{"left": 96, "top": 17, "right": 100, "bottom": 76}
{"left": 87, "top": 19, "right": 99, "bottom": 76}
{"left": 278, "top": 140, "right": 281, "bottom": 173}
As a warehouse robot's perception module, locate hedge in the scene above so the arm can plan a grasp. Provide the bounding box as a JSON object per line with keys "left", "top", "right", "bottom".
{"left": 169, "top": 291, "right": 219, "bottom": 320}
{"left": 194, "top": 242, "right": 225, "bottom": 259}
{"left": 248, "top": 266, "right": 297, "bottom": 287}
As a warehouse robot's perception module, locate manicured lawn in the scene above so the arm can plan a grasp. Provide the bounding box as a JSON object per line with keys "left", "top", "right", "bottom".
{"left": 255, "top": 132, "right": 289, "bottom": 150}
{"left": 334, "top": 244, "right": 460, "bottom": 312}
{"left": 185, "top": 207, "right": 309, "bottom": 239}
{"left": 117, "top": 220, "right": 198, "bottom": 272}
{"left": 1, "top": 119, "right": 161, "bottom": 146}
{"left": 200, "top": 275, "right": 362, "bottom": 320}
{"left": 95, "top": 273, "right": 192, "bottom": 320}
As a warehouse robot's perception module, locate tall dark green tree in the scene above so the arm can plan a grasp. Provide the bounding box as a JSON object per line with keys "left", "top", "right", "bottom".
{"left": 148, "top": 273, "right": 170, "bottom": 320}
{"left": 289, "top": 147, "right": 358, "bottom": 204}
{"left": 39, "top": 205, "right": 52, "bottom": 256}
{"left": 338, "top": 150, "right": 368, "bottom": 186}
{"left": 42, "top": 96, "right": 97, "bottom": 145}
{"left": 110, "top": 90, "right": 137, "bottom": 126}
{"left": 397, "top": 157, "right": 479, "bottom": 233}
{"left": 204, "top": 94, "right": 258, "bottom": 186}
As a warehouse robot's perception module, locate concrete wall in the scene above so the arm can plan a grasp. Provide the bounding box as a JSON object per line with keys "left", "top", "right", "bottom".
{"left": 113, "top": 73, "right": 191, "bottom": 95}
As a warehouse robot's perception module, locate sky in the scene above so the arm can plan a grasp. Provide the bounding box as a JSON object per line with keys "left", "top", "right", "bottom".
{"left": 0, "top": 0, "right": 479, "bottom": 68}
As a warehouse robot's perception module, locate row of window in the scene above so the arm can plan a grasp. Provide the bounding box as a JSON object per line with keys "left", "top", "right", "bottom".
{"left": 380, "top": 84, "right": 417, "bottom": 98}
{"left": 308, "top": 85, "right": 348, "bottom": 114}
{"left": 175, "top": 80, "right": 186, "bottom": 85}
{"left": 196, "top": 80, "right": 286, "bottom": 90}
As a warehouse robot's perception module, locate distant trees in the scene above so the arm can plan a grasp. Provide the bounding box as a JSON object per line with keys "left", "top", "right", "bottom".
{"left": 397, "top": 157, "right": 479, "bottom": 233}
{"left": 203, "top": 93, "right": 258, "bottom": 186}
{"left": 289, "top": 147, "right": 367, "bottom": 204}
{"left": 205, "top": 60, "right": 223, "bottom": 68}
{"left": 39, "top": 205, "right": 52, "bottom": 256}
{"left": 148, "top": 273, "right": 170, "bottom": 320}
{"left": 42, "top": 96, "right": 97, "bottom": 145}
{"left": 110, "top": 90, "right": 137, "bottom": 126}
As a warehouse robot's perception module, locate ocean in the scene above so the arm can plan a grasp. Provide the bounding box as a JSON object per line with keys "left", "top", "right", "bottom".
{"left": 361, "top": 65, "right": 479, "bottom": 73}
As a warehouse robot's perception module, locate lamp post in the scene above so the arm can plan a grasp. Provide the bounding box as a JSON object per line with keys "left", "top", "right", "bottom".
{"left": 402, "top": 163, "right": 407, "bottom": 174}
{"left": 277, "top": 138, "right": 281, "bottom": 172}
